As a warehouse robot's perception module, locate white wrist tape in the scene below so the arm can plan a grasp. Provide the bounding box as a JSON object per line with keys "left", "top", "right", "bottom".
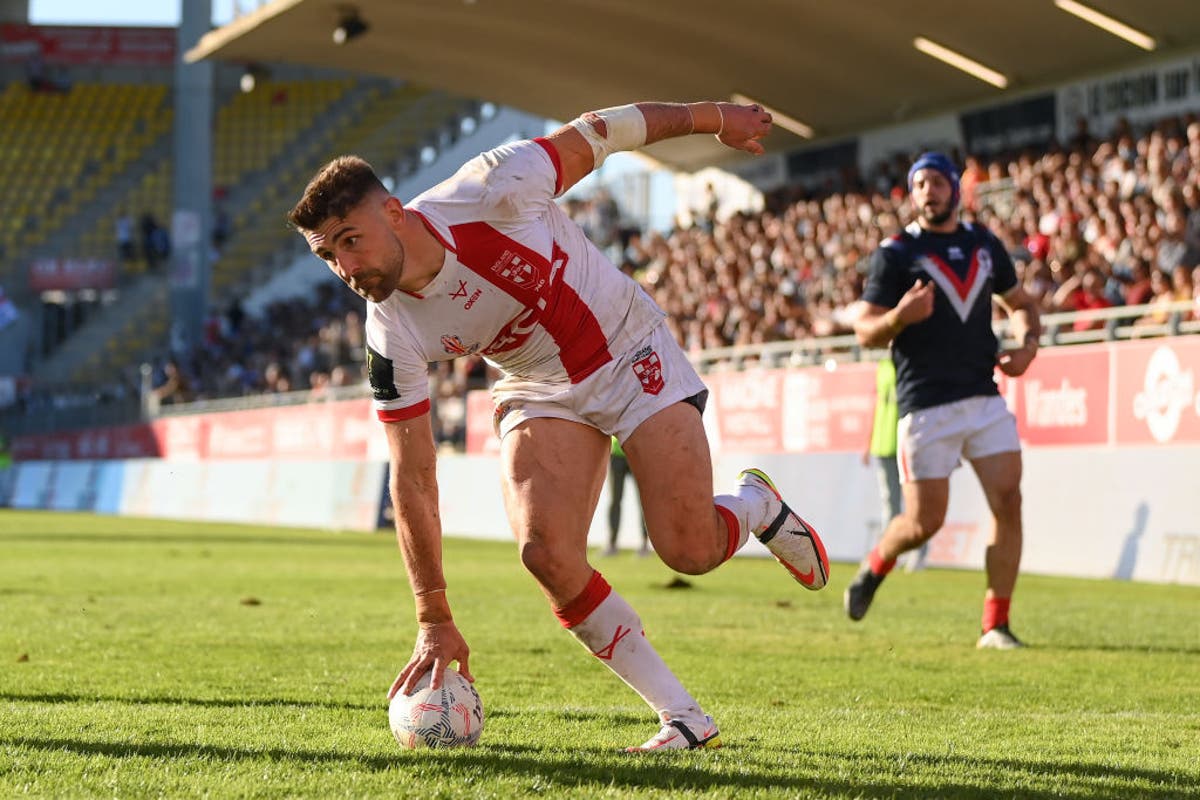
{"left": 569, "top": 104, "right": 647, "bottom": 169}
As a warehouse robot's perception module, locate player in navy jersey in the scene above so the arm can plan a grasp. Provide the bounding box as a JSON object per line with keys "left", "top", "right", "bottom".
{"left": 287, "top": 100, "right": 830, "bottom": 751}
{"left": 848, "top": 152, "right": 1041, "bottom": 649}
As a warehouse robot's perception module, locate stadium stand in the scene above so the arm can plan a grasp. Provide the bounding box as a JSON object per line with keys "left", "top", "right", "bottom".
{"left": 68, "top": 106, "right": 1193, "bottom": 450}
{"left": 0, "top": 81, "right": 171, "bottom": 282}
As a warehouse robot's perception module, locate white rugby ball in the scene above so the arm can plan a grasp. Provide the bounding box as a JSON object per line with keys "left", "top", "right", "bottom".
{"left": 388, "top": 668, "right": 484, "bottom": 749}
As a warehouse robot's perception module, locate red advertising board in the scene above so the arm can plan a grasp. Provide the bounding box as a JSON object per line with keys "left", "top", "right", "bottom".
{"left": 29, "top": 258, "right": 116, "bottom": 292}
{"left": 13, "top": 399, "right": 376, "bottom": 461}
{"left": 780, "top": 362, "right": 875, "bottom": 453}
{"left": 0, "top": 24, "right": 175, "bottom": 67}
{"left": 11, "top": 421, "right": 162, "bottom": 461}
{"left": 15, "top": 337, "right": 1200, "bottom": 462}
{"left": 1001, "top": 343, "right": 1111, "bottom": 446}
{"left": 707, "top": 369, "right": 784, "bottom": 452}
{"left": 1113, "top": 338, "right": 1200, "bottom": 445}
{"left": 464, "top": 390, "right": 501, "bottom": 455}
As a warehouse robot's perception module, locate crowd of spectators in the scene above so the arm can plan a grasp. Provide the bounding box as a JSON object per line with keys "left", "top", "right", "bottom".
{"left": 7, "top": 111, "right": 1200, "bottom": 449}
{"left": 593, "top": 114, "right": 1200, "bottom": 356}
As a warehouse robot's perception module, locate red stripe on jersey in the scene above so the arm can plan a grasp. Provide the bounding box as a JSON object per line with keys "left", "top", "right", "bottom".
{"left": 533, "top": 137, "right": 564, "bottom": 196}
{"left": 553, "top": 570, "right": 612, "bottom": 628}
{"left": 410, "top": 208, "right": 458, "bottom": 253}
{"left": 924, "top": 252, "right": 980, "bottom": 301}
{"left": 448, "top": 221, "right": 612, "bottom": 383}
{"left": 377, "top": 399, "right": 431, "bottom": 422}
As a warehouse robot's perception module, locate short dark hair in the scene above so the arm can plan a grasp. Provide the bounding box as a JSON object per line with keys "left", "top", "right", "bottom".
{"left": 287, "top": 155, "right": 387, "bottom": 231}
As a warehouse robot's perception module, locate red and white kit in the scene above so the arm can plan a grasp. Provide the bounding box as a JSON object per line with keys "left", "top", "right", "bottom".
{"left": 365, "top": 138, "right": 703, "bottom": 439}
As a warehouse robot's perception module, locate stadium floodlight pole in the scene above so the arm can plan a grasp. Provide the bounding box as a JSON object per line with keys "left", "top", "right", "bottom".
{"left": 169, "top": 0, "right": 215, "bottom": 359}
{"left": 912, "top": 37, "right": 1009, "bottom": 89}
{"left": 1054, "top": 0, "right": 1157, "bottom": 51}
{"left": 730, "top": 93, "right": 814, "bottom": 139}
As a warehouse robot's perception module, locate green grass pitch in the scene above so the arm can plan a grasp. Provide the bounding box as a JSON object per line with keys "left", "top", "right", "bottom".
{"left": 2, "top": 510, "right": 1198, "bottom": 799}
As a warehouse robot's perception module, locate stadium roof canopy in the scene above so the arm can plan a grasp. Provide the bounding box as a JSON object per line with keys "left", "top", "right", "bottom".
{"left": 187, "top": 0, "right": 1200, "bottom": 172}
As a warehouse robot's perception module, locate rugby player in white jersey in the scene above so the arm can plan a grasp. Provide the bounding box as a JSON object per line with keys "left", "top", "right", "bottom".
{"left": 288, "top": 100, "right": 830, "bottom": 751}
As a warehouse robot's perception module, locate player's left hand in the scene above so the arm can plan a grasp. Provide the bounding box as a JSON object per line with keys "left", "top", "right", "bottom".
{"left": 715, "top": 102, "right": 772, "bottom": 155}
{"left": 997, "top": 344, "right": 1036, "bottom": 377}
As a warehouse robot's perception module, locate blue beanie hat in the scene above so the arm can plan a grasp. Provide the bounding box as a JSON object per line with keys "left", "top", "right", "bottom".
{"left": 907, "top": 151, "right": 960, "bottom": 208}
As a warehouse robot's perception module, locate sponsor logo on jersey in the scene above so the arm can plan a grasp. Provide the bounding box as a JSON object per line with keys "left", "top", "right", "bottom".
{"left": 632, "top": 346, "right": 664, "bottom": 395}
{"left": 451, "top": 279, "right": 483, "bottom": 309}
{"left": 441, "top": 335, "right": 479, "bottom": 356}
{"left": 365, "top": 343, "right": 400, "bottom": 402}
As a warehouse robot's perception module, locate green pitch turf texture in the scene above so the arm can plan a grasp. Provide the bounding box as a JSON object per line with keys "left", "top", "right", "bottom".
{"left": 2, "top": 511, "right": 1197, "bottom": 799}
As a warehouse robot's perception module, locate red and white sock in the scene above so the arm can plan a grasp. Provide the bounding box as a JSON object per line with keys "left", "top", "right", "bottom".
{"left": 555, "top": 571, "right": 701, "bottom": 724}
{"left": 713, "top": 481, "right": 776, "bottom": 560}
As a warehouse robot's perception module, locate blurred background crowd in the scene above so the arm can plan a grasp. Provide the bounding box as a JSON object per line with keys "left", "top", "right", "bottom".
{"left": 8, "top": 108, "right": 1200, "bottom": 452}
{"left": 129, "top": 108, "right": 1200, "bottom": 447}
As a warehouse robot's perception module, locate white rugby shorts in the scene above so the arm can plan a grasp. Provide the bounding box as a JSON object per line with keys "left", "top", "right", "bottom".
{"left": 897, "top": 395, "right": 1019, "bottom": 482}
{"left": 490, "top": 323, "right": 707, "bottom": 444}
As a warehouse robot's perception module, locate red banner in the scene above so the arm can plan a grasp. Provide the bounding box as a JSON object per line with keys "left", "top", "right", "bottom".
{"left": 464, "top": 390, "right": 501, "bottom": 455}
{"left": 707, "top": 369, "right": 784, "bottom": 452}
{"left": 0, "top": 24, "right": 176, "bottom": 67}
{"left": 15, "top": 337, "right": 1200, "bottom": 461}
{"left": 29, "top": 258, "right": 116, "bottom": 292}
{"left": 1002, "top": 343, "right": 1111, "bottom": 446}
{"left": 13, "top": 399, "right": 377, "bottom": 461}
{"left": 780, "top": 362, "right": 875, "bottom": 453}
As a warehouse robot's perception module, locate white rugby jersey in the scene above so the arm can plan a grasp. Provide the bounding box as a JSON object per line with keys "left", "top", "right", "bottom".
{"left": 365, "top": 137, "right": 665, "bottom": 422}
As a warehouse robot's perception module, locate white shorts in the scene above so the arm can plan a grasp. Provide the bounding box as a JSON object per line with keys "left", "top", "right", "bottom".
{"left": 491, "top": 323, "right": 708, "bottom": 444}
{"left": 897, "top": 395, "right": 1019, "bottom": 483}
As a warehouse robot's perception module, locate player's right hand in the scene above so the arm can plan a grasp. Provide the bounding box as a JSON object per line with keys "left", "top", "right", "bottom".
{"left": 896, "top": 279, "right": 935, "bottom": 325}
{"left": 715, "top": 102, "right": 773, "bottom": 155}
{"left": 388, "top": 620, "right": 473, "bottom": 699}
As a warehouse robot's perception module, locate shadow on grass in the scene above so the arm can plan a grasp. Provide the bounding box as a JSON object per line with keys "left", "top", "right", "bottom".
{"left": 0, "top": 690, "right": 511, "bottom": 719}
{"left": 0, "top": 532, "right": 386, "bottom": 549}
{"left": 3, "top": 735, "right": 1195, "bottom": 799}
{"left": 1042, "top": 643, "right": 1200, "bottom": 656}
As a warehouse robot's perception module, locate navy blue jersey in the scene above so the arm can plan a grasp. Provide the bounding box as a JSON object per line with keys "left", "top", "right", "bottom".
{"left": 862, "top": 222, "right": 1018, "bottom": 416}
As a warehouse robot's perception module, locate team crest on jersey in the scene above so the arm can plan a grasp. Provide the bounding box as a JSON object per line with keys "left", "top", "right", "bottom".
{"left": 492, "top": 250, "right": 542, "bottom": 289}
{"left": 441, "top": 335, "right": 479, "bottom": 355}
{"left": 631, "top": 346, "right": 664, "bottom": 396}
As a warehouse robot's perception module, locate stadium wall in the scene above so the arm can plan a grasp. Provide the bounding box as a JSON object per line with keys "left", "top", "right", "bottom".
{"left": 4, "top": 337, "right": 1199, "bottom": 586}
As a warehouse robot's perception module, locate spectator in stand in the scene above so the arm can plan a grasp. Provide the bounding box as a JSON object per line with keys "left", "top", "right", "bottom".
{"left": 116, "top": 211, "right": 135, "bottom": 264}
{"left": 1053, "top": 266, "right": 1114, "bottom": 332}
{"left": 1181, "top": 182, "right": 1200, "bottom": 266}
{"left": 1122, "top": 258, "right": 1155, "bottom": 307}
{"left": 141, "top": 214, "right": 167, "bottom": 272}
{"left": 212, "top": 205, "right": 232, "bottom": 253}
{"left": 959, "top": 155, "right": 988, "bottom": 212}
{"left": 151, "top": 359, "right": 192, "bottom": 406}
{"left": 1135, "top": 268, "right": 1177, "bottom": 328}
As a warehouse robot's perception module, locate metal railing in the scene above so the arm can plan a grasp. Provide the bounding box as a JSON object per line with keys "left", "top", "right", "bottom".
{"left": 689, "top": 299, "right": 1199, "bottom": 373}
{"left": 2, "top": 300, "right": 1196, "bottom": 438}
